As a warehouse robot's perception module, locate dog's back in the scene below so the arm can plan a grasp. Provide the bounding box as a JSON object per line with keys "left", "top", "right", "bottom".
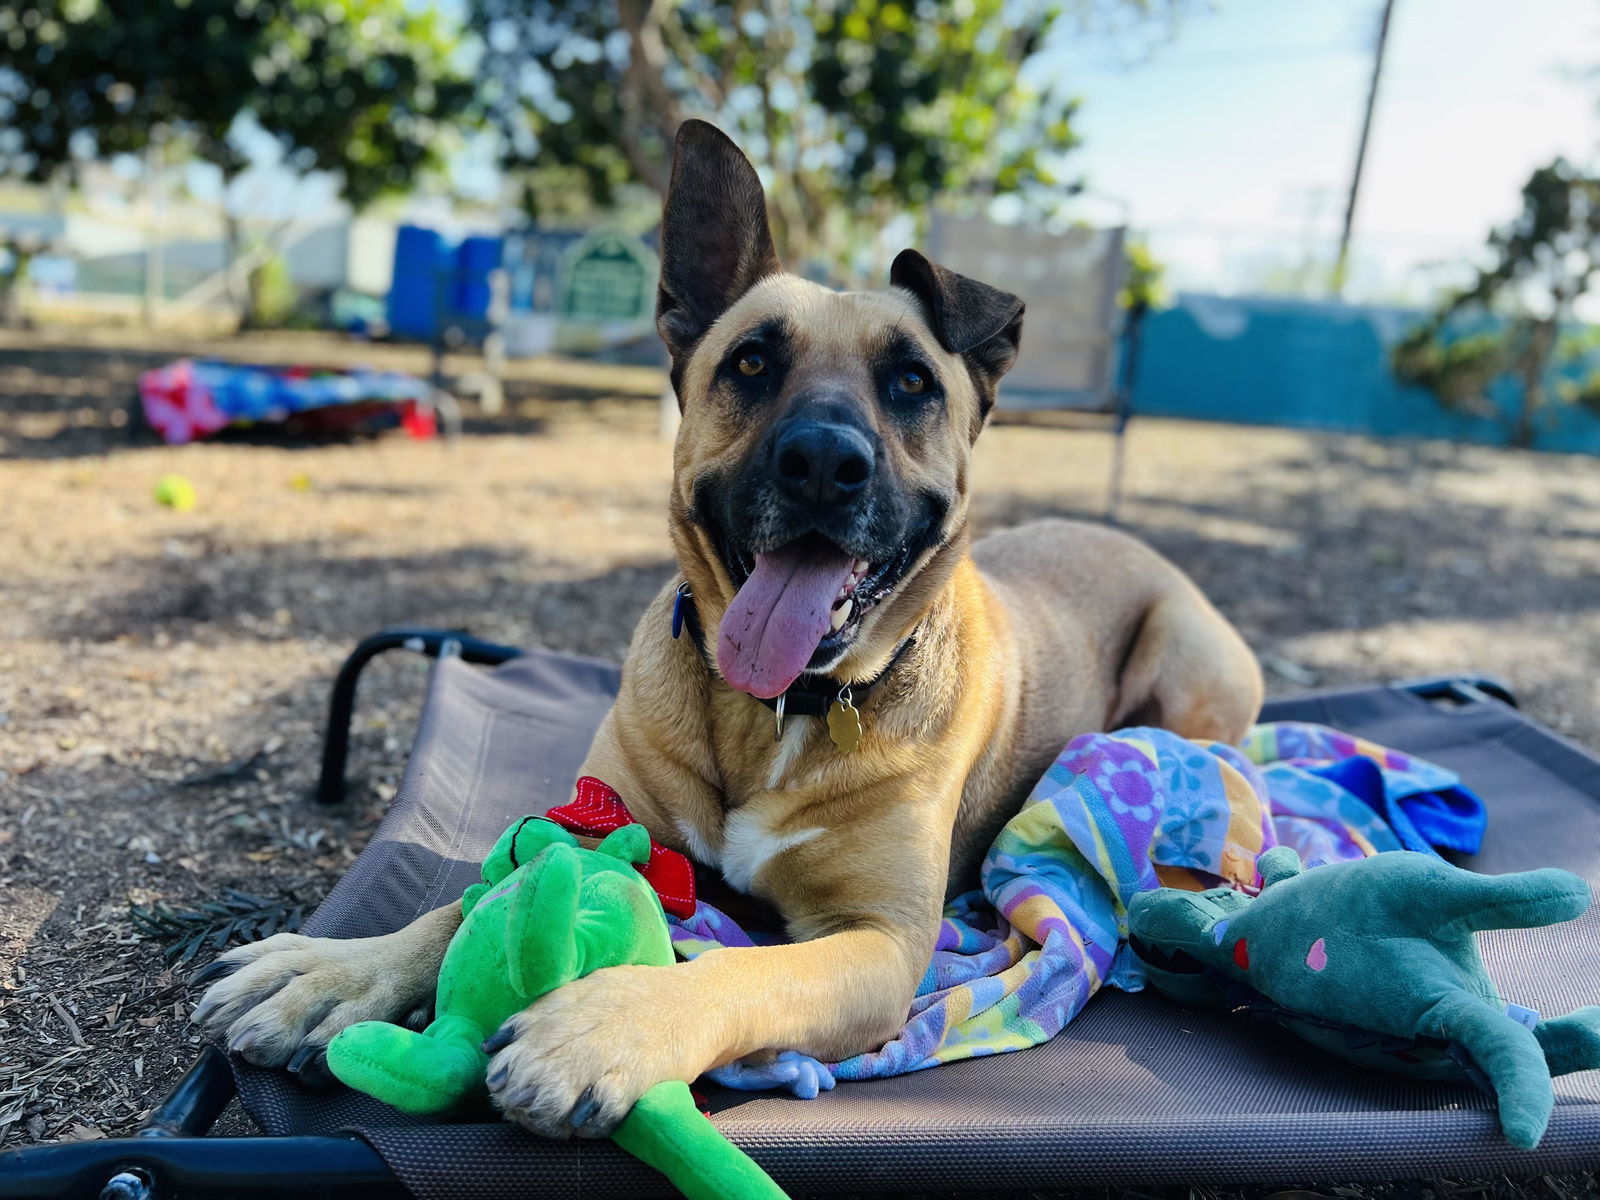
{"left": 947, "top": 518, "right": 1262, "bottom": 884}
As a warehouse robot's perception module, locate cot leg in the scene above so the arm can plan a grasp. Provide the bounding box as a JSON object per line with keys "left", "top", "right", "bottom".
{"left": 316, "top": 628, "right": 522, "bottom": 806}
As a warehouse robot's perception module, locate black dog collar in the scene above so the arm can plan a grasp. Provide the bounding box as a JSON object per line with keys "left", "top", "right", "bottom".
{"left": 671, "top": 581, "right": 917, "bottom": 718}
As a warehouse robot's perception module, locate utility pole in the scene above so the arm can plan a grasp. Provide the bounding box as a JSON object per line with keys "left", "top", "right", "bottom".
{"left": 1332, "top": 0, "right": 1396, "bottom": 299}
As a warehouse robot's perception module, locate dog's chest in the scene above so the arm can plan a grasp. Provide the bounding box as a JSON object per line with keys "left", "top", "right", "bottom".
{"left": 676, "top": 723, "right": 830, "bottom": 894}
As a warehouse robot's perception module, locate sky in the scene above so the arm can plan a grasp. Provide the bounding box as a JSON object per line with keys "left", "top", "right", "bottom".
{"left": 1044, "top": 0, "right": 1599, "bottom": 301}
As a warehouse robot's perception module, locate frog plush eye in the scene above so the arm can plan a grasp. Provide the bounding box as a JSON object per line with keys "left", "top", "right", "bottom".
{"left": 596, "top": 823, "right": 652, "bottom": 865}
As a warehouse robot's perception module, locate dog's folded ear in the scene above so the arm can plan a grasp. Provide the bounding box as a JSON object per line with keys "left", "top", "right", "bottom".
{"left": 890, "top": 249, "right": 1025, "bottom": 398}
{"left": 656, "top": 120, "right": 782, "bottom": 360}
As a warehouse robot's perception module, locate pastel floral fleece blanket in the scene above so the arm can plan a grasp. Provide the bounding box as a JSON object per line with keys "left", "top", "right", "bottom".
{"left": 669, "top": 722, "right": 1487, "bottom": 1095}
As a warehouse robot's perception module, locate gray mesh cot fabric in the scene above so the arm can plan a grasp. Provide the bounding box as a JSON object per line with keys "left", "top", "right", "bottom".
{"left": 234, "top": 651, "right": 1600, "bottom": 1197}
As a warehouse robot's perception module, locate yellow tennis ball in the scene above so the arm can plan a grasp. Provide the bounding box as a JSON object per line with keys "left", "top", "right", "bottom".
{"left": 154, "top": 474, "right": 197, "bottom": 512}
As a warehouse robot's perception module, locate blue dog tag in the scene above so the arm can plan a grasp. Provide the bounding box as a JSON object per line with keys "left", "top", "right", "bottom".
{"left": 671, "top": 582, "right": 690, "bottom": 640}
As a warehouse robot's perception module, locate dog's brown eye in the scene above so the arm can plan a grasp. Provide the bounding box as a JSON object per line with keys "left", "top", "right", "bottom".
{"left": 898, "top": 369, "right": 926, "bottom": 395}
{"left": 738, "top": 351, "right": 766, "bottom": 377}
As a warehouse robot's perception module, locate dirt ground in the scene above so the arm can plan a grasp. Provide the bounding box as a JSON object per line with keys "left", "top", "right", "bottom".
{"left": 1, "top": 327, "right": 1597, "bottom": 1177}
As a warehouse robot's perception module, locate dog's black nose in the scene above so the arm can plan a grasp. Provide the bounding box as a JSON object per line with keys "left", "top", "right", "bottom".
{"left": 771, "top": 421, "right": 875, "bottom": 508}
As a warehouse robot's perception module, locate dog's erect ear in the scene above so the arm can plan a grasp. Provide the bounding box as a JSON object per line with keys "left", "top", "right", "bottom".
{"left": 890, "top": 249, "right": 1024, "bottom": 395}
{"left": 656, "top": 120, "right": 781, "bottom": 360}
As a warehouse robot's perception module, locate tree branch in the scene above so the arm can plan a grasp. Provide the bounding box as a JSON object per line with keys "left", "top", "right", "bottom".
{"left": 616, "top": 0, "right": 682, "bottom": 194}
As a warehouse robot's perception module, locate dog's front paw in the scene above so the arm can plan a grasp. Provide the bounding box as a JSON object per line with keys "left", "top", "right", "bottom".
{"left": 191, "top": 932, "right": 434, "bottom": 1085}
{"left": 484, "top": 965, "right": 704, "bottom": 1139}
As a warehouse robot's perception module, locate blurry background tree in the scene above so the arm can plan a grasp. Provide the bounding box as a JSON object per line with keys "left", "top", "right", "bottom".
{"left": 1392, "top": 158, "right": 1600, "bottom": 448}
{"left": 0, "top": 230, "right": 44, "bottom": 327}
{"left": 1119, "top": 238, "right": 1167, "bottom": 314}
{"left": 0, "top": 0, "right": 475, "bottom": 322}
{"left": 467, "top": 0, "right": 1180, "bottom": 279}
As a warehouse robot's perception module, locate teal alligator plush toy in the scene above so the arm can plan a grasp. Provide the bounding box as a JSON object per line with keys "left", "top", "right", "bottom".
{"left": 1128, "top": 846, "right": 1600, "bottom": 1150}
{"left": 326, "top": 816, "right": 787, "bottom": 1200}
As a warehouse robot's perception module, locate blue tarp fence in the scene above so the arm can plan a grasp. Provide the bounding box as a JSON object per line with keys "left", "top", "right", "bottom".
{"left": 1131, "top": 293, "right": 1600, "bottom": 455}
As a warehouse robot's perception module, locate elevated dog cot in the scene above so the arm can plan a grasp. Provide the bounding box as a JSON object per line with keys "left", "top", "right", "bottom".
{"left": 5, "top": 634, "right": 1597, "bottom": 1199}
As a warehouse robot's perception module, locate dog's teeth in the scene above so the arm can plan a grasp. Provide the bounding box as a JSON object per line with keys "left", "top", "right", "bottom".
{"left": 831, "top": 599, "right": 853, "bottom": 631}
{"left": 853, "top": 558, "right": 870, "bottom": 576}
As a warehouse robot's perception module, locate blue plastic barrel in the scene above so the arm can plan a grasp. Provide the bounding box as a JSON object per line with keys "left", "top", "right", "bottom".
{"left": 387, "top": 225, "right": 447, "bottom": 340}
{"left": 453, "top": 235, "right": 504, "bottom": 320}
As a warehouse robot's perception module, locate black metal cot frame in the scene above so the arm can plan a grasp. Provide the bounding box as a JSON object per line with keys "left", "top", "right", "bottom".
{"left": 314, "top": 626, "right": 524, "bottom": 807}
{"left": 0, "top": 627, "right": 1525, "bottom": 1200}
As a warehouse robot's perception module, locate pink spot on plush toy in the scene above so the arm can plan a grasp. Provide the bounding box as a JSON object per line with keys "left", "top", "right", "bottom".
{"left": 1306, "top": 937, "right": 1329, "bottom": 972}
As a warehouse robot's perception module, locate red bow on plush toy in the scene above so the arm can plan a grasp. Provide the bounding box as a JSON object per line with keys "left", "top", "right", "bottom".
{"left": 546, "top": 777, "right": 698, "bottom": 919}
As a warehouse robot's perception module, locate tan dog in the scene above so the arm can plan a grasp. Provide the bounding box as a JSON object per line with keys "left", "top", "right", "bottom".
{"left": 193, "top": 121, "right": 1262, "bottom": 1138}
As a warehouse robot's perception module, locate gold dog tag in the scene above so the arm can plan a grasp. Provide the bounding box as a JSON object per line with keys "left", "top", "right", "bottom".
{"left": 827, "top": 687, "right": 862, "bottom": 754}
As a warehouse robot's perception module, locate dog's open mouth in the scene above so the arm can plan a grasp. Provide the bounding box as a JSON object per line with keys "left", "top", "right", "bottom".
{"left": 712, "top": 530, "right": 917, "bottom": 699}
{"left": 816, "top": 540, "right": 914, "bottom": 647}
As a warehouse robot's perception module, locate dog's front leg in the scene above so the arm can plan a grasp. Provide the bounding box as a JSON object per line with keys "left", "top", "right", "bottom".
{"left": 191, "top": 901, "right": 462, "bottom": 1084}
{"left": 484, "top": 810, "right": 949, "bottom": 1138}
{"left": 484, "top": 926, "right": 925, "bottom": 1137}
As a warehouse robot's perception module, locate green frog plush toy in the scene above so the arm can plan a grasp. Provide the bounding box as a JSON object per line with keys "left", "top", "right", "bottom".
{"left": 1128, "top": 846, "right": 1600, "bottom": 1150}
{"left": 326, "top": 816, "right": 787, "bottom": 1200}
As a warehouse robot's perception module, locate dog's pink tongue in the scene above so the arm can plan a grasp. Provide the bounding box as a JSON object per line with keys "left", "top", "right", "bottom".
{"left": 718, "top": 545, "right": 856, "bottom": 699}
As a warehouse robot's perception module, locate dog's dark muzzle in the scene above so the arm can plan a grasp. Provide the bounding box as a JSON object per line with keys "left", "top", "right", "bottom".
{"left": 694, "top": 403, "right": 936, "bottom": 595}
{"left": 770, "top": 419, "right": 876, "bottom": 512}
